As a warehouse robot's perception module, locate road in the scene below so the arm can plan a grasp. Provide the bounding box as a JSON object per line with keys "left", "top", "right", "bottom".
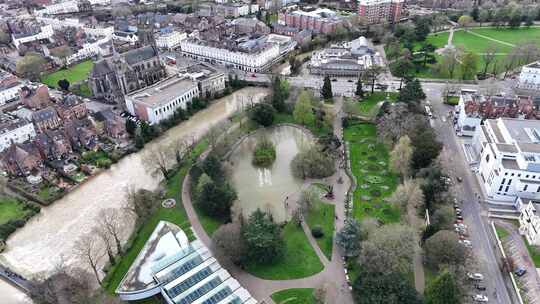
{"left": 423, "top": 82, "right": 517, "bottom": 304}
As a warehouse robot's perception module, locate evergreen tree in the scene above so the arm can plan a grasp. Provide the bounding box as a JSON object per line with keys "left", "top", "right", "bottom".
{"left": 321, "top": 76, "right": 333, "bottom": 101}
{"left": 425, "top": 269, "right": 462, "bottom": 304}
{"left": 355, "top": 78, "right": 364, "bottom": 98}
{"left": 242, "top": 209, "right": 285, "bottom": 264}
{"left": 398, "top": 78, "right": 426, "bottom": 109}
{"left": 271, "top": 76, "right": 287, "bottom": 112}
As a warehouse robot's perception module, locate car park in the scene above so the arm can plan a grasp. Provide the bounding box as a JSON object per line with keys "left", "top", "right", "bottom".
{"left": 475, "top": 284, "right": 486, "bottom": 291}
{"left": 467, "top": 272, "right": 484, "bottom": 281}
{"left": 472, "top": 294, "right": 489, "bottom": 302}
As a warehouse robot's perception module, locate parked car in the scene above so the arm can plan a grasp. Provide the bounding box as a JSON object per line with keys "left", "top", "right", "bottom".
{"left": 467, "top": 272, "right": 484, "bottom": 281}
{"left": 457, "top": 176, "right": 463, "bottom": 182}
{"left": 332, "top": 79, "right": 338, "bottom": 82}
{"left": 347, "top": 79, "right": 353, "bottom": 83}
{"left": 456, "top": 215, "right": 464, "bottom": 220}
{"left": 475, "top": 284, "right": 486, "bottom": 291}
{"left": 454, "top": 223, "right": 467, "bottom": 229}
{"left": 515, "top": 267, "right": 527, "bottom": 277}
{"left": 472, "top": 294, "right": 489, "bottom": 302}
{"left": 459, "top": 239, "right": 472, "bottom": 248}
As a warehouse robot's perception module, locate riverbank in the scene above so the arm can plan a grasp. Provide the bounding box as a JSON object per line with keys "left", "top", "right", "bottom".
{"left": 0, "top": 87, "right": 269, "bottom": 282}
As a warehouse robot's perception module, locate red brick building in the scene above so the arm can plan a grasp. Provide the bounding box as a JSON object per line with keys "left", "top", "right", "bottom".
{"left": 358, "top": 0, "right": 404, "bottom": 24}
{"left": 278, "top": 8, "right": 345, "bottom": 35}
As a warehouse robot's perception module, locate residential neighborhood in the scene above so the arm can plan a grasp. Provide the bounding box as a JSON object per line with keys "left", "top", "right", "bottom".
{"left": 0, "top": 0, "right": 540, "bottom": 304}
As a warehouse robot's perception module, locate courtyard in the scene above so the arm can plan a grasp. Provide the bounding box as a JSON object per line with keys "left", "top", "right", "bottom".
{"left": 41, "top": 60, "right": 94, "bottom": 96}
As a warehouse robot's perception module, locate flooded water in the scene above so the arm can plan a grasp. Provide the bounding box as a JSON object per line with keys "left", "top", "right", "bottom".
{"left": 0, "top": 280, "right": 32, "bottom": 304}
{"left": 0, "top": 87, "right": 269, "bottom": 284}
{"left": 228, "top": 125, "right": 313, "bottom": 222}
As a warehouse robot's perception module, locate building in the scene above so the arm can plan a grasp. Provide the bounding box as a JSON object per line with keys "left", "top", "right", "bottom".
{"left": 357, "top": 0, "right": 404, "bottom": 24}
{"left": 518, "top": 61, "right": 540, "bottom": 92}
{"left": 179, "top": 34, "right": 293, "bottom": 72}
{"left": 456, "top": 91, "right": 539, "bottom": 137}
{"left": 34, "top": 129, "right": 72, "bottom": 160}
{"left": 125, "top": 76, "right": 199, "bottom": 125}
{"left": 54, "top": 95, "right": 88, "bottom": 120}
{"left": 156, "top": 30, "right": 187, "bottom": 50}
{"left": 94, "top": 109, "right": 127, "bottom": 139}
{"left": 278, "top": 8, "right": 345, "bottom": 35}
{"left": 0, "top": 142, "right": 43, "bottom": 176}
{"left": 309, "top": 36, "right": 383, "bottom": 77}
{"left": 88, "top": 45, "right": 167, "bottom": 106}
{"left": 472, "top": 118, "right": 540, "bottom": 202}
{"left": 11, "top": 25, "right": 54, "bottom": 49}
{"left": 116, "top": 221, "right": 257, "bottom": 304}
{"left": 0, "top": 71, "right": 24, "bottom": 105}
{"left": 515, "top": 198, "right": 540, "bottom": 246}
{"left": 20, "top": 85, "right": 51, "bottom": 110}
{"left": 214, "top": 2, "right": 259, "bottom": 18}
{"left": 177, "top": 60, "right": 227, "bottom": 98}
{"left": 0, "top": 118, "right": 36, "bottom": 152}
{"left": 32, "top": 106, "right": 62, "bottom": 132}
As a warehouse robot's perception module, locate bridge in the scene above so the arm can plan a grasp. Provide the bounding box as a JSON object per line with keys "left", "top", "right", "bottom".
{"left": 0, "top": 264, "right": 35, "bottom": 296}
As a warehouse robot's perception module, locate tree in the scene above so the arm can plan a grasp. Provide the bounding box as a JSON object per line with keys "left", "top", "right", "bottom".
{"left": 418, "top": 164, "right": 449, "bottom": 211}
{"left": 460, "top": 52, "right": 479, "bottom": 80}
{"left": 202, "top": 154, "right": 224, "bottom": 181}
{"left": 355, "top": 78, "right": 364, "bottom": 98}
{"left": 250, "top": 103, "right": 276, "bottom": 127}
{"left": 32, "top": 268, "right": 99, "bottom": 304}
{"left": 321, "top": 76, "right": 333, "bottom": 101}
{"left": 196, "top": 177, "right": 236, "bottom": 221}
{"left": 144, "top": 146, "right": 172, "bottom": 179}
{"left": 419, "top": 42, "right": 436, "bottom": 67}
{"left": 98, "top": 208, "right": 125, "bottom": 256}
{"left": 335, "top": 218, "right": 361, "bottom": 257}
{"left": 363, "top": 65, "right": 383, "bottom": 93}
{"left": 126, "top": 119, "right": 137, "bottom": 136}
{"left": 353, "top": 269, "right": 422, "bottom": 304}
{"left": 50, "top": 45, "right": 72, "bottom": 67}
{"left": 503, "top": 47, "right": 520, "bottom": 78}
{"left": 293, "top": 90, "right": 315, "bottom": 126}
{"left": 125, "top": 188, "right": 161, "bottom": 223}
{"left": 73, "top": 233, "right": 104, "bottom": 285}
{"left": 478, "top": 10, "right": 490, "bottom": 27}
{"left": 411, "top": 126, "right": 442, "bottom": 170}
{"left": 431, "top": 205, "right": 455, "bottom": 231}
{"left": 212, "top": 222, "right": 247, "bottom": 266}
{"left": 0, "top": 29, "right": 10, "bottom": 45}
{"left": 388, "top": 179, "right": 424, "bottom": 219}
{"left": 508, "top": 7, "right": 522, "bottom": 28}
{"left": 271, "top": 76, "right": 288, "bottom": 112}
{"left": 424, "top": 230, "right": 467, "bottom": 270}
{"left": 425, "top": 269, "right": 462, "bottom": 304}
{"left": 242, "top": 209, "right": 285, "bottom": 264}
{"left": 439, "top": 47, "right": 460, "bottom": 79}
{"left": 95, "top": 226, "right": 115, "bottom": 266}
{"left": 376, "top": 103, "right": 426, "bottom": 145}
{"left": 481, "top": 43, "right": 498, "bottom": 78}
{"left": 398, "top": 78, "right": 426, "bottom": 110}
{"left": 359, "top": 224, "right": 418, "bottom": 275}
{"left": 390, "top": 135, "right": 413, "bottom": 179}
{"left": 291, "top": 146, "right": 335, "bottom": 179}
{"left": 390, "top": 57, "right": 413, "bottom": 90}
{"left": 57, "top": 79, "right": 70, "bottom": 91}
{"left": 457, "top": 15, "right": 473, "bottom": 30}
{"left": 313, "top": 285, "right": 327, "bottom": 304}
{"left": 414, "top": 16, "right": 432, "bottom": 41}
{"left": 16, "top": 52, "right": 46, "bottom": 81}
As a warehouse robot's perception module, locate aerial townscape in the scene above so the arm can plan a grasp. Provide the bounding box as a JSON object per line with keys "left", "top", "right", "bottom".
{"left": 2, "top": 0, "right": 540, "bottom": 303}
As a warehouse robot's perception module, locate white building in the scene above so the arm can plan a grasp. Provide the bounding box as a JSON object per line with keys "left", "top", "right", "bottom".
{"left": 456, "top": 90, "right": 484, "bottom": 137}
{"left": 0, "top": 119, "right": 36, "bottom": 152}
{"left": 37, "top": 17, "right": 114, "bottom": 38}
{"left": 518, "top": 61, "right": 540, "bottom": 91}
{"left": 35, "top": 1, "right": 79, "bottom": 16}
{"left": 179, "top": 36, "right": 284, "bottom": 72}
{"left": 65, "top": 37, "right": 112, "bottom": 65}
{"left": 116, "top": 221, "right": 257, "bottom": 304}
{"left": 113, "top": 31, "right": 139, "bottom": 44}
{"left": 0, "top": 81, "right": 25, "bottom": 105}
{"left": 473, "top": 118, "right": 540, "bottom": 202}
{"left": 156, "top": 31, "right": 187, "bottom": 50}
{"left": 515, "top": 198, "right": 540, "bottom": 246}
{"left": 125, "top": 76, "right": 199, "bottom": 125}
{"left": 11, "top": 25, "right": 54, "bottom": 49}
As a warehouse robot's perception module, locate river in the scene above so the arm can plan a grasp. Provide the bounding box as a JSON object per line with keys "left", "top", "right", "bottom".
{"left": 0, "top": 87, "right": 269, "bottom": 302}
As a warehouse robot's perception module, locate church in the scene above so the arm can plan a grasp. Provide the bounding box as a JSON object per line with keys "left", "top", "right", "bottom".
{"left": 88, "top": 19, "right": 167, "bottom": 108}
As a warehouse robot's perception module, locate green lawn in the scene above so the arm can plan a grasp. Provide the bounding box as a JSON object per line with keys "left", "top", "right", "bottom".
{"left": 471, "top": 27, "right": 540, "bottom": 47}
{"left": 524, "top": 237, "right": 540, "bottom": 268}
{"left": 445, "top": 96, "right": 460, "bottom": 105}
{"left": 245, "top": 222, "right": 324, "bottom": 280}
{"left": 0, "top": 197, "right": 30, "bottom": 225}
{"left": 343, "top": 123, "right": 400, "bottom": 223}
{"left": 274, "top": 112, "right": 332, "bottom": 137}
{"left": 102, "top": 141, "right": 208, "bottom": 294}
{"left": 271, "top": 288, "right": 315, "bottom": 304}
{"left": 495, "top": 226, "right": 510, "bottom": 241}
{"left": 306, "top": 199, "right": 335, "bottom": 260}
{"left": 192, "top": 203, "right": 224, "bottom": 237}
{"left": 355, "top": 92, "right": 398, "bottom": 117}
{"left": 41, "top": 60, "right": 93, "bottom": 89}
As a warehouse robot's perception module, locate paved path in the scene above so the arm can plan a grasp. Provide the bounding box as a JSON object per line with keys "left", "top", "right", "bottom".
{"left": 465, "top": 30, "right": 516, "bottom": 47}
{"left": 447, "top": 27, "right": 455, "bottom": 46}
{"left": 180, "top": 100, "right": 355, "bottom": 303}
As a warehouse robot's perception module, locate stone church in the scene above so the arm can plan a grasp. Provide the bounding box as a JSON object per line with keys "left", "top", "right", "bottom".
{"left": 88, "top": 19, "right": 166, "bottom": 108}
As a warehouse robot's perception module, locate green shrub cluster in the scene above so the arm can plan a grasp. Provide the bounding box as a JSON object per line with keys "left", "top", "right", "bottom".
{"left": 252, "top": 138, "right": 276, "bottom": 167}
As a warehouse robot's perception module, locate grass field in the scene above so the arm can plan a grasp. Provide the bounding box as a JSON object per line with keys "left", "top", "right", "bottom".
{"left": 0, "top": 197, "right": 30, "bottom": 225}
{"left": 306, "top": 197, "right": 335, "bottom": 260}
{"left": 495, "top": 226, "right": 510, "bottom": 241}
{"left": 344, "top": 123, "right": 399, "bottom": 223}
{"left": 245, "top": 221, "right": 324, "bottom": 280}
{"left": 354, "top": 92, "right": 398, "bottom": 118}
{"left": 412, "top": 27, "right": 540, "bottom": 79}
{"left": 102, "top": 141, "right": 208, "bottom": 294}
{"left": 41, "top": 60, "right": 93, "bottom": 93}
{"left": 524, "top": 237, "right": 540, "bottom": 268}
{"left": 271, "top": 288, "right": 315, "bottom": 304}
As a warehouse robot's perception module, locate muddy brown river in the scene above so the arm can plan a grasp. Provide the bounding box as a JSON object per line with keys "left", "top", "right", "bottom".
{"left": 0, "top": 88, "right": 269, "bottom": 302}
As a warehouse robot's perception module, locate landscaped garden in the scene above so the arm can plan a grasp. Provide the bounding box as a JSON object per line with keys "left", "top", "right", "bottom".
{"left": 271, "top": 288, "right": 316, "bottom": 304}
{"left": 244, "top": 221, "right": 324, "bottom": 280}
{"left": 345, "top": 92, "right": 398, "bottom": 119}
{"left": 343, "top": 123, "right": 399, "bottom": 223}
{"left": 305, "top": 190, "right": 335, "bottom": 260}
{"left": 0, "top": 197, "right": 34, "bottom": 225}
{"left": 41, "top": 60, "right": 93, "bottom": 96}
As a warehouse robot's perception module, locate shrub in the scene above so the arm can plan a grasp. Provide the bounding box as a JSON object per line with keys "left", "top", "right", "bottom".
{"left": 291, "top": 146, "right": 336, "bottom": 179}
{"left": 311, "top": 225, "right": 324, "bottom": 238}
{"left": 96, "top": 158, "right": 112, "bottom": 168}
{"left": 252, "top": 138, "right": 276, "bottom": 167}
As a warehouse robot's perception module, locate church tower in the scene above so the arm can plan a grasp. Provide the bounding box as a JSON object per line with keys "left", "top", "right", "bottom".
{"left": 136, "top": 17, "right": 156, "bottom": 49}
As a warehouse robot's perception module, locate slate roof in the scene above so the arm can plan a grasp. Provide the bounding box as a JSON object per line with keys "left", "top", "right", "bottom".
{"left": 90, "top": 60, "right": 113, "bottom": 77}
{"left": 32, "top": 106, "right": 58, "bottom": 123}
{"left": 124, "top": 46, "right": 158, "bottom": 65}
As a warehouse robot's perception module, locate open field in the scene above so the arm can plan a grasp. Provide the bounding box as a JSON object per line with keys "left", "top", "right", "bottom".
{"left": 271, "top": 288, "right": 315, "bottom": 304}
{"left": 344, "top": 123, "right": 399, "bottom": 223}
{"left": 306, "top": 197, "right": 335, "bottom": 260}
{"left": 245, "top": 221, "right": 324, "bottom": 280}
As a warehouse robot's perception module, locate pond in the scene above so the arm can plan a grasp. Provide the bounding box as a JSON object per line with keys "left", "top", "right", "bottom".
{"left": 228, "top": 125, "right": 314, "bottom": 222}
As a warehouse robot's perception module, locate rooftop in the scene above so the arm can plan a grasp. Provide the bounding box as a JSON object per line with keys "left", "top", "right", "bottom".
{"left": 128, "top": 76, "right": 197, "bottom": 108}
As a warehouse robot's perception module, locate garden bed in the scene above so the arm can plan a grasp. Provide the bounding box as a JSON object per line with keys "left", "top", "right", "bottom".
{"left": 271, "top": 288, "right": 315, "bottom": 304}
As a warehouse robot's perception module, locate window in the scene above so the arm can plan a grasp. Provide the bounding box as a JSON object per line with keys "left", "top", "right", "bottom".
{"left": 524, "top": 185, "right": 529, "bottom": 191}
{"left": 505, "top": 186, "right": 510, "bottom": 192}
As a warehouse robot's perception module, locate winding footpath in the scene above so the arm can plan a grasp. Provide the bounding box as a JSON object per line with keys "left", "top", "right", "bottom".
{"left": 180, "top": 98, "right": 354, "bottom": 304}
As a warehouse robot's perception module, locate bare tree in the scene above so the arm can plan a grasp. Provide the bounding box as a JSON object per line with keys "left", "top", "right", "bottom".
{"left": 124, "top": 187, "right": 160, "bottom": 222}
{"left": 144, "top": 146, "right": 172, "bottom": 179}
{"left": 438, "top": 47, "right": 460, "bottom": 79}
{"left": 480, "top": 78, "right": 501, "bottom": 98}
{"left": 518, "top": 42, "right": 540, "bottom": 66}
{"left": 206, "top": 121, "right": 228, "bottom": 148}
{"left": 95, "top": 226, "right": 115, "bottom": 266}
{"left": 481, "top": 43, "right": 499, "bottom": 78}
{"left": 212, "top": 222, "right": 247, "bottom": 265}
{"left": 313, "top": 284, "right": 328, "bottom": 304}
{"left": 73, "top": 233, "right": 105, "bottom": 285}
{"left": 388, "top": 179, "right": 424, "bottom": 217}
{"left": 98, "top": 208, "right": 125, "bottom": 256}
{"left": 174, "top": 135, "right": 195, "bottom": 166}
{"left": 503, "top": 47, "right": 520, "bottom": 79}
{"left": 389, "top": 135, "right": 413, "bottom": 180}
